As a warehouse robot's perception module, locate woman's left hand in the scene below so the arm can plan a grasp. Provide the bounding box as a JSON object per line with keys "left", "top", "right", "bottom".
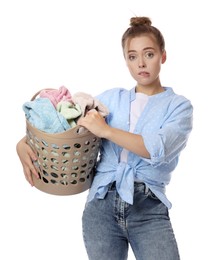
{"left": 77, "top": 109, "right": 110, "bottom": 138}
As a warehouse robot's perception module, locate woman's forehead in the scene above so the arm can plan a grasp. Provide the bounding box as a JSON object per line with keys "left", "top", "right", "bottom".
{"left": 125, "top": 34, "right": 158, "bottom": 51}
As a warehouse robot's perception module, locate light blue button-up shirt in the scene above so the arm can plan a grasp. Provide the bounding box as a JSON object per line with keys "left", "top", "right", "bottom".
{"left": 87, "top": 86, "right": 193, "bottom": 208}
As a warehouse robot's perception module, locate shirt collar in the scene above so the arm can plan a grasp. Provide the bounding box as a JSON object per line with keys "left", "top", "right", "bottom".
{"left": 130, "top": 87, "right": 136, "bottom": 102}
{"left": 130, "top": 86, "right": 173, "bottom": 102}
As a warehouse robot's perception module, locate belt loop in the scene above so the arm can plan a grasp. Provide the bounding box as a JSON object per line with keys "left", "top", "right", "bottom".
{"left": 144, "top": 184, "right": 149, "bottom": 194}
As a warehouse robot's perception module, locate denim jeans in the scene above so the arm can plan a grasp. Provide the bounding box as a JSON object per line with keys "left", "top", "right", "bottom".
{"left": 82, "top": 182, "right": 180, "bottom": 260}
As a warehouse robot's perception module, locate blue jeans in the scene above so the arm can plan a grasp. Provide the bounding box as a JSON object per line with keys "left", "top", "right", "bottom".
{"left": 82, "top": 182, "right": 180, "bottom": 260}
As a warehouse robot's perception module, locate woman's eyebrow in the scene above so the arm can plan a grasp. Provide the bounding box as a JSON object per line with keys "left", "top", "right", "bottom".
{"left": 127, "top": 47, "right": 155, "bottom": 53}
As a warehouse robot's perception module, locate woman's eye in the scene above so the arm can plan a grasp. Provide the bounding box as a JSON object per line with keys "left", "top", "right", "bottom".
{"left": 128, "top": 55, "right": 136, "bottom": 61}
{"left": 145, "top": 52, "right": 154, "bottom": 59}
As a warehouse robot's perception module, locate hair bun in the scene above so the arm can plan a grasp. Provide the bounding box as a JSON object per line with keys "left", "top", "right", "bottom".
{"left": 130, "top": 17, "right": 152, "bottom": 27}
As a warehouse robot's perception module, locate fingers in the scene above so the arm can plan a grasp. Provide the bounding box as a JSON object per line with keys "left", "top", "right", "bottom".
{"left": 86, "top": 108, "right": 97, "bottom": 115}
{"left": 26, "top": 145, "right": 38, "bottom": 162}
{"left": 23, "top": 167, "right": 34, "bottom": 187}
{"left": 17, "top": 137, "right": 39, "bottom": 186}
{"left": 80, "top": 109, "right": 95, "bottom": 121}
{"left": 23, "top": 159, "right": 39, "bottom": 186}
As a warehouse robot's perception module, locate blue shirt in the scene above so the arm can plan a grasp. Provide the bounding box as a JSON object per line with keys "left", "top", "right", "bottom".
{"left": 87, "top": 87, "right": 193, "bottom": 209}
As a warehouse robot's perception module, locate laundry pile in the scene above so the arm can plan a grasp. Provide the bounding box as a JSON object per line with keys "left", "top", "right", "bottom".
{"left": 23, "top": 86, "right": 109, "bottom": 133}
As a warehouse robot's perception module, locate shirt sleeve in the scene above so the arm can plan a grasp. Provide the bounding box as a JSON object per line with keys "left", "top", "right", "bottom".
{"left": 142, "top": 98, "right": 193, "bottom": 167}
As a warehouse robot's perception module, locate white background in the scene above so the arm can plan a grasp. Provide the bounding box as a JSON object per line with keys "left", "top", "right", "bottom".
{"left": 0, "top": 0, "right": 214, "bottom": 259}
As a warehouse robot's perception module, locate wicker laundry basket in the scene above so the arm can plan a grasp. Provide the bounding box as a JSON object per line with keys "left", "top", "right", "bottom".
{"left": 25, "top": 90, "right": 101, "bottom": 195}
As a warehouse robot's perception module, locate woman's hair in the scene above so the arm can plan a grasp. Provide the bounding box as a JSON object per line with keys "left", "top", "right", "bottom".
{"left": 121, "top": 16, "right": 165, "bottom": 53}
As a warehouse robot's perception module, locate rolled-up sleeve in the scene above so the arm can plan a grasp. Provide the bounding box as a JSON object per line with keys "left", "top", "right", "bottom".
{"left": 142, "top": 98, "right": 193, "bottom": 167}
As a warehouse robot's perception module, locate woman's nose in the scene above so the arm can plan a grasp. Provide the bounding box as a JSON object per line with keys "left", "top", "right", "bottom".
{"left": 138, "top": 58, "right": 146, "bottom": 68}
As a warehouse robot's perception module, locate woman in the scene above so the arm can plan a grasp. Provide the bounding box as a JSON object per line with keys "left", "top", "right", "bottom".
{"left": 17, "top": 16, "right": 193, "bottom": 260}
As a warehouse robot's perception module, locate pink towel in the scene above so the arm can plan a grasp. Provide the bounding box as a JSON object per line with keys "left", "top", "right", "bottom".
{"left": 72, "top": 92, "right": 109, "bottom": 117}
{"left": 40, "top": 86, "right": 72, "bottom": 108}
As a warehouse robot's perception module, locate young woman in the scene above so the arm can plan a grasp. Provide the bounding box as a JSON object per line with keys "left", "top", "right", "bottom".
{"left": 17, "top": 16, "right": 193, "bottom": 260}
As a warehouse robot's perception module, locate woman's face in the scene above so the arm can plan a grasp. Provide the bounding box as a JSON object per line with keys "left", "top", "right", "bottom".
{"left": 124, "top": 34, "right": 166, "bottom": 90}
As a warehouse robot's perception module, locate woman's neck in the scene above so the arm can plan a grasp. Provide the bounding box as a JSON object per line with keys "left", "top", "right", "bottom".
{"left": 135, "top": 84, "right": 164, "bottom": 96}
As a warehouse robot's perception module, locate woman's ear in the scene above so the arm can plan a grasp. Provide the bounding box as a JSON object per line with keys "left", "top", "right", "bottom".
{"left": 161, "top": 51, "right": 167, "bottom": 64}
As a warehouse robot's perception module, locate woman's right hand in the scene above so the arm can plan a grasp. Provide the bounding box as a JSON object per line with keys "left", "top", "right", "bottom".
{"left": 16, "top": 136, "right": 39, "bottom": 186}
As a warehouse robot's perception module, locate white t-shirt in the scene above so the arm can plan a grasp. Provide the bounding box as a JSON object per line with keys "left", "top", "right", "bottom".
{"left": 120, "top": 92, "right": 149, "bottom": 162}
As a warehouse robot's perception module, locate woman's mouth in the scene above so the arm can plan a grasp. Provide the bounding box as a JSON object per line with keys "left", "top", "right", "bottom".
{"left": 138, "top": 71, "right": 150, "bottom": 77}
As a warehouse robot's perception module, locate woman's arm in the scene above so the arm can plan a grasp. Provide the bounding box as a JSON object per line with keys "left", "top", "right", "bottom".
{"left": 77, "top": 109, "right": 150, "bottom": 158}
{"left": 16, "top": 136, "right": 39, "bottom": 186}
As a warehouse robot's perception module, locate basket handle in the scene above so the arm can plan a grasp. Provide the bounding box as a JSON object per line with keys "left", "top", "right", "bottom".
{"left": 30, "top": 88, "right": 57, "bottom": 101}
